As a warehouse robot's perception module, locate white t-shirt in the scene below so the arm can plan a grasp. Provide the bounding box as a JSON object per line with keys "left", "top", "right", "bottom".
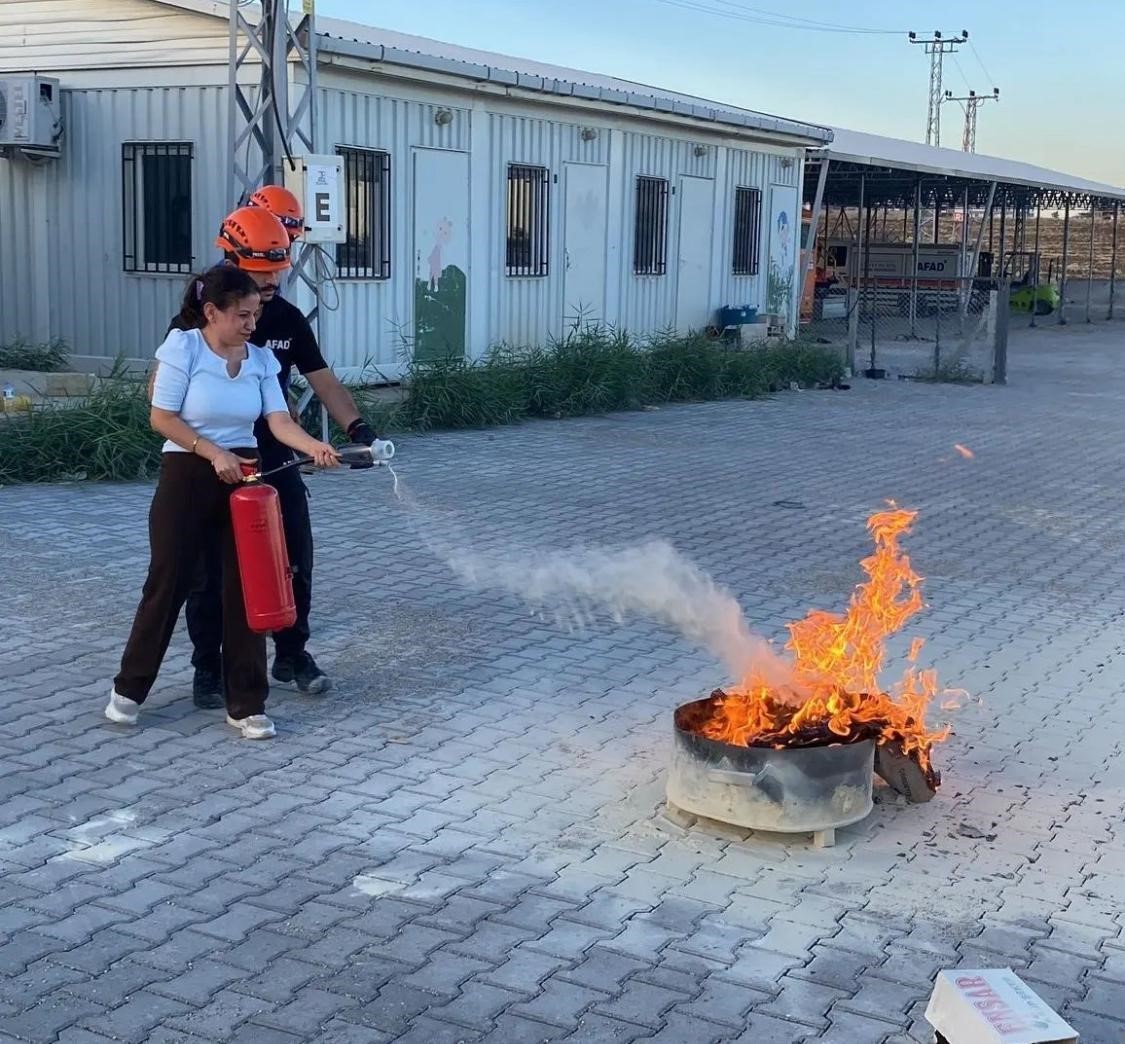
{"left": 151, "top": 328, "right": 289, "bottom": 453}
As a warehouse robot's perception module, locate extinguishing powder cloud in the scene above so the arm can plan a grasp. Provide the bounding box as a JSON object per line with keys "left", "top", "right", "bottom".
{"left": 388, "top": 471, "right": 795, "bottom": 688}
{"left": 442, "top": 537, "right": 794, "bottom": 688}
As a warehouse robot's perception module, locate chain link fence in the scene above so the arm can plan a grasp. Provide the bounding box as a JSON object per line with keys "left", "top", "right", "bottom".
{"left": 804, "top": 275, "right": 1008, "bottom": 384}
{"left": 801, "top": 205, "right": 1124, "bottom": 383}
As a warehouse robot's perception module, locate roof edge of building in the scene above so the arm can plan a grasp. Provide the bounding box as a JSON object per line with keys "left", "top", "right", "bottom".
{"left": 149, "top": 0, "right": 832, "bottom": 145}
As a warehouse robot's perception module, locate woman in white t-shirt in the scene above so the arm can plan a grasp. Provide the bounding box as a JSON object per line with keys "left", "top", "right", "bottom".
{"left": 106, "top": 265, "right": 340, "bottom": 740}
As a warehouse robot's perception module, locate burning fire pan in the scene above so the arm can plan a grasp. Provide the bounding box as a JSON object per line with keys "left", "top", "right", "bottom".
{"left": 667, "top": 698, "right": 874, "bottom": 847}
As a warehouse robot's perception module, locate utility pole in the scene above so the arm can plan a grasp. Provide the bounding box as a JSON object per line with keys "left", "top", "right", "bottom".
{"left": 228, "top": 0, "right": 333, "bottom": 436}
{"left": 227, "top": 0, "right": 316, "bottom": 208}
{"left": 909, "top": 30, "right": 969, "bottom": 147}
{"left": 943, "top": 88, "right": 999, "bottom": 153}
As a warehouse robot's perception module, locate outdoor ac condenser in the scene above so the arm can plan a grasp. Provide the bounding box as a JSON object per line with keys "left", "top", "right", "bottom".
{"left": 0, "top": 76, "right": 63, "bottom": 157}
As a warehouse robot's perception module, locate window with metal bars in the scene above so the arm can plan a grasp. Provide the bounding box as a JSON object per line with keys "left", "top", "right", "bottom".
{"left": 505, "top": 164, "right": 550, "bottom": 277}
{"left": 633, "top": 176, "right": 669, "bottom": 276}
{"left": 122, "top": 142, "right": 193, "bottom": 274}
{"left": 732, "top": 186, "right": 762, "bottom": 276}
{"left": 336, "top": 146, "right": 391, "bottom": 280}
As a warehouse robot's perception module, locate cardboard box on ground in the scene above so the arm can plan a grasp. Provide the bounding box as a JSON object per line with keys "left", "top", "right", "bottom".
{"left": 926, "top": 968, "right": 1078, "bottom": 1044}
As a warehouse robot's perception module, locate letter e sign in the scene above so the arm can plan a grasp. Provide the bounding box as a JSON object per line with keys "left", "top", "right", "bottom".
{"left": 299, "top": 155, "right": 346, "bottom": 244}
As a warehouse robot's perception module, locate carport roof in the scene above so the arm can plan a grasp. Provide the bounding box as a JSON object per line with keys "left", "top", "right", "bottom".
{"left": 812, "top": 127, "right": 1125, "bottom": 206}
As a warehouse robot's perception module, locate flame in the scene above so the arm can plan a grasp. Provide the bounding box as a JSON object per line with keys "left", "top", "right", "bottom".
{"left": 696, "top": 507, "right": 950, "bottom": 773}
{"left": 954, "top": 444, "right": 974, "bottom": 459}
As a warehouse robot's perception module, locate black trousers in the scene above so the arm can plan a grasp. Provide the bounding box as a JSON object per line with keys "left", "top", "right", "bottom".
{"left": 114, "top": 450, "right": 267, "bottom": 719}
{"left": 186, "top": 447, "right": 313, "bottom": 673}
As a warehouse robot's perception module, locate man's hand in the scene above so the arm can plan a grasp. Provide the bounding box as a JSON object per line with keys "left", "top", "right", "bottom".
{"left": 346, "top": 419, "right": 378, "bottom": 469}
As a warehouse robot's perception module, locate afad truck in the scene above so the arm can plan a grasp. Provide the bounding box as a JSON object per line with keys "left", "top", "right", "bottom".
{"left": 820, "top": 240, "right": 981, "bottom": 318}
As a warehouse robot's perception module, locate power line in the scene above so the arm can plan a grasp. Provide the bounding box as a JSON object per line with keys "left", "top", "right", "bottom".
{"left": 651, "top": 0, "right": 906, "bottom": 35}
{"left": 950, "top": 54, "right": 973, "bottom": 93}
{"left": 705, "top": 0, "right": 904, "bottom": 33}
{"left": 968, "top": 39, "right": 995, "bottom": 86}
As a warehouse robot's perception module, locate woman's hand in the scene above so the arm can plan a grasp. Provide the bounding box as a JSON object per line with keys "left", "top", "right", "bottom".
{"left": 307, "top": 442, "right": 342, "bottom": 469}
{"left": 212, "top": 450, "right": 251, "bottom": 485}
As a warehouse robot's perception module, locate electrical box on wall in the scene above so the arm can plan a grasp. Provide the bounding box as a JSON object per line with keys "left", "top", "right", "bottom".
{"left": 284, "top": 155, "right": 346, "bottom": 244}
{"left": 0, "top": 76, "right": 63, "bottom": 157}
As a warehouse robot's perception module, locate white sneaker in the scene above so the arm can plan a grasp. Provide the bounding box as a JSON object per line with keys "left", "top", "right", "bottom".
{"left": 226, "top": 713, "right": 276, "bottom": 740}
{"left": 105, "top": 689, "right": 140, "bottom": 725}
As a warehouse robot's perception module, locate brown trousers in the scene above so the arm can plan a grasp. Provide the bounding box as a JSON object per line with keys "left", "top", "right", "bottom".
{"left": 114, "top": 450, "right": 267, "bottom": 719}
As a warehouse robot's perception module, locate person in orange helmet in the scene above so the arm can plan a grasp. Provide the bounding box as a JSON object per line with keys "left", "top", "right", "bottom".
{"left": 167, "top": 198, "right": 385, "bottom": 709}
{"left": 248, "top": 184, "right": 303, "bottom": 243}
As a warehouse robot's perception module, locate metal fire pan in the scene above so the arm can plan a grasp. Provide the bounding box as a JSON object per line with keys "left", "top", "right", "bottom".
{"left": 666, "top": 698, "right": 874, "bottom": 834}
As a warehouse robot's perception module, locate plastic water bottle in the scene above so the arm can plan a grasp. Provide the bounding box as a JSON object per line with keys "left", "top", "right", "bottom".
{"left": 2, "top": 383, "right": 14, "bottom": 401}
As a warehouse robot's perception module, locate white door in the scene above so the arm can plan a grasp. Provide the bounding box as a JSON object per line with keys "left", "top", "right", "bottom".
{"left": 562, "top": 163, "right": 608, "bottom": 329}
{"left": 675, "top": 176, "right": 715, "bottom": 333}
{"left": 413, "top": 149, "right": 470, "bottom": 360}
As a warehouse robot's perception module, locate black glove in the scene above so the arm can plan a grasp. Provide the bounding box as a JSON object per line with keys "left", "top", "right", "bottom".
{"left": 346, "top": 419, "right": 377, "bottom": 469}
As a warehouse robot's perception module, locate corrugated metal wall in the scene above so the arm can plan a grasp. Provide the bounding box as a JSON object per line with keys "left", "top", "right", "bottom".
{"left": 1, "top": 64, "right": 806, "bottom": 368}
{"left": 0, "top": 0, "right": 229, "bottom": 73}
{"left": 315, "top": 86, "right": 470, "bottom": 372}
{"left": 0, "top": 83, "right": 235, "bottom": 361}
{"left": 485, "top": 113, "right": 608, "bottom": 348}
{"left": 613, "top": 132, "right": 715, "bottom": 333}
{"left": 0, "top": 145, "right": 47, "bottom": 344}
{"left": 715, "top": 147, "right": 799, "bottom": 313}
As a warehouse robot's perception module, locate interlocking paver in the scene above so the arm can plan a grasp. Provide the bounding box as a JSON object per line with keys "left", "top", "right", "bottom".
{"left": 510, "top": 977, "right": 612, "bottom": 1029}
{"left": 78, "top": 991, "right": 191, "bottom": 1043}
{"left": 680, "top": 975, "right": 768, "bottom": 1027}
{"left": 0, "top": 995, "right": 107, "bottom": 1043}
{"left": 402, "top": 949, "right": 493, "bottom": 998}
{"left": 592, "top": 980, "right": 691, "bottom": 1029}
{"left": 561, "top": 1012, "right": 651, "bottom": 1042}
{"left": 253, "top": 988, "right": 359, "bottom": 1037}
{"left": 757, "top": 976, "right": 851, "bottom": 1031}
{"left": 161, "top": 987, "right": 277, "bottom": 1039}
{"left": 558, "top": 946, "right": 650, "bottom": 993}
{"left": 338, "top": 981, "right": 440, "bottom": 1035}
{"left": 7, "top": 323, "right": 1125, "bottom": 1042}
{"left": 391, "top": 1015, "right": 483, "bottom": 1044}
{"left": 60, "top": 957, "right": 173, "bottom": 1007}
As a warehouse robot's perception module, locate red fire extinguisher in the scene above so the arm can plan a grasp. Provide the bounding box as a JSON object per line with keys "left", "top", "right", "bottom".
{"left": 229, "top": 462, "right": 297, "bottom": 634}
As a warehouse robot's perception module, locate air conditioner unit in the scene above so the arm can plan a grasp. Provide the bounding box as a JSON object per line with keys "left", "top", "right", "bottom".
{"left": 0, "top": 76, "right": 63, "bottom": 156}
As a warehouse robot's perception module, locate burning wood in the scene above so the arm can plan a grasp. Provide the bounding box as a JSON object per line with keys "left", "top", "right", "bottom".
{"left": 682, "top": 507, "right": 950, "bottom": 797}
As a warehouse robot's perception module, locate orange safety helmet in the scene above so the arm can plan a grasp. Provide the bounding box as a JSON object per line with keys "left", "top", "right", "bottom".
{"left": 249, "top": 185, "right": 304, "bottom": 241}
{"left": 215, "top": 207, "right": 292, "bottom": 272}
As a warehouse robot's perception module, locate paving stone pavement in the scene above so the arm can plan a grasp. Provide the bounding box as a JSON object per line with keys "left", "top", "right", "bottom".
{"left": 2, "top": 321, "right": 1125, "bottom": 1043}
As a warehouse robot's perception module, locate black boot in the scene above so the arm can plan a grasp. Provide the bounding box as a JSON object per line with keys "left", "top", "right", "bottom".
{"left": 192, "top": 668, "right": 225, "bottom": 709}
{"left": 272, "top": 651, "right": 330, "bottom": 695}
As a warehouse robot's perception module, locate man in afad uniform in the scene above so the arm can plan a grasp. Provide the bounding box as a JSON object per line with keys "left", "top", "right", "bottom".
{"left": 167, "top": 192, "right": 384, "bottom": 706}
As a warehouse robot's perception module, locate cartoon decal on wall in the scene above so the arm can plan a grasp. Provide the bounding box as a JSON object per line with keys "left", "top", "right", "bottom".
{"left": 767, "top": 185, "right": 798, "bottom": 332}
{"left": 413, "top": 149, "right": 470, "bottom": 361}
{"left": 415, "top": 215, "right": 466, "bottom": 361}
{"left": 428, "top": 218, "right": 453, "bottom": 291}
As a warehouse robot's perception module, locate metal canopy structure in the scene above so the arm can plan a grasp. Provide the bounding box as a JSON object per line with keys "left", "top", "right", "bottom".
{"left": 806, "top": 126, "right": 1125, "bottom": 209}
{"left": 799, "top": 126, "right": 1124, "bottom": 342}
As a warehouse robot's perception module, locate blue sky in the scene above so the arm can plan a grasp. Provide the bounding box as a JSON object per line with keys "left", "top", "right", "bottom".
{"left": 314, "top": 0, "right": 1124, "bottom": 186}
